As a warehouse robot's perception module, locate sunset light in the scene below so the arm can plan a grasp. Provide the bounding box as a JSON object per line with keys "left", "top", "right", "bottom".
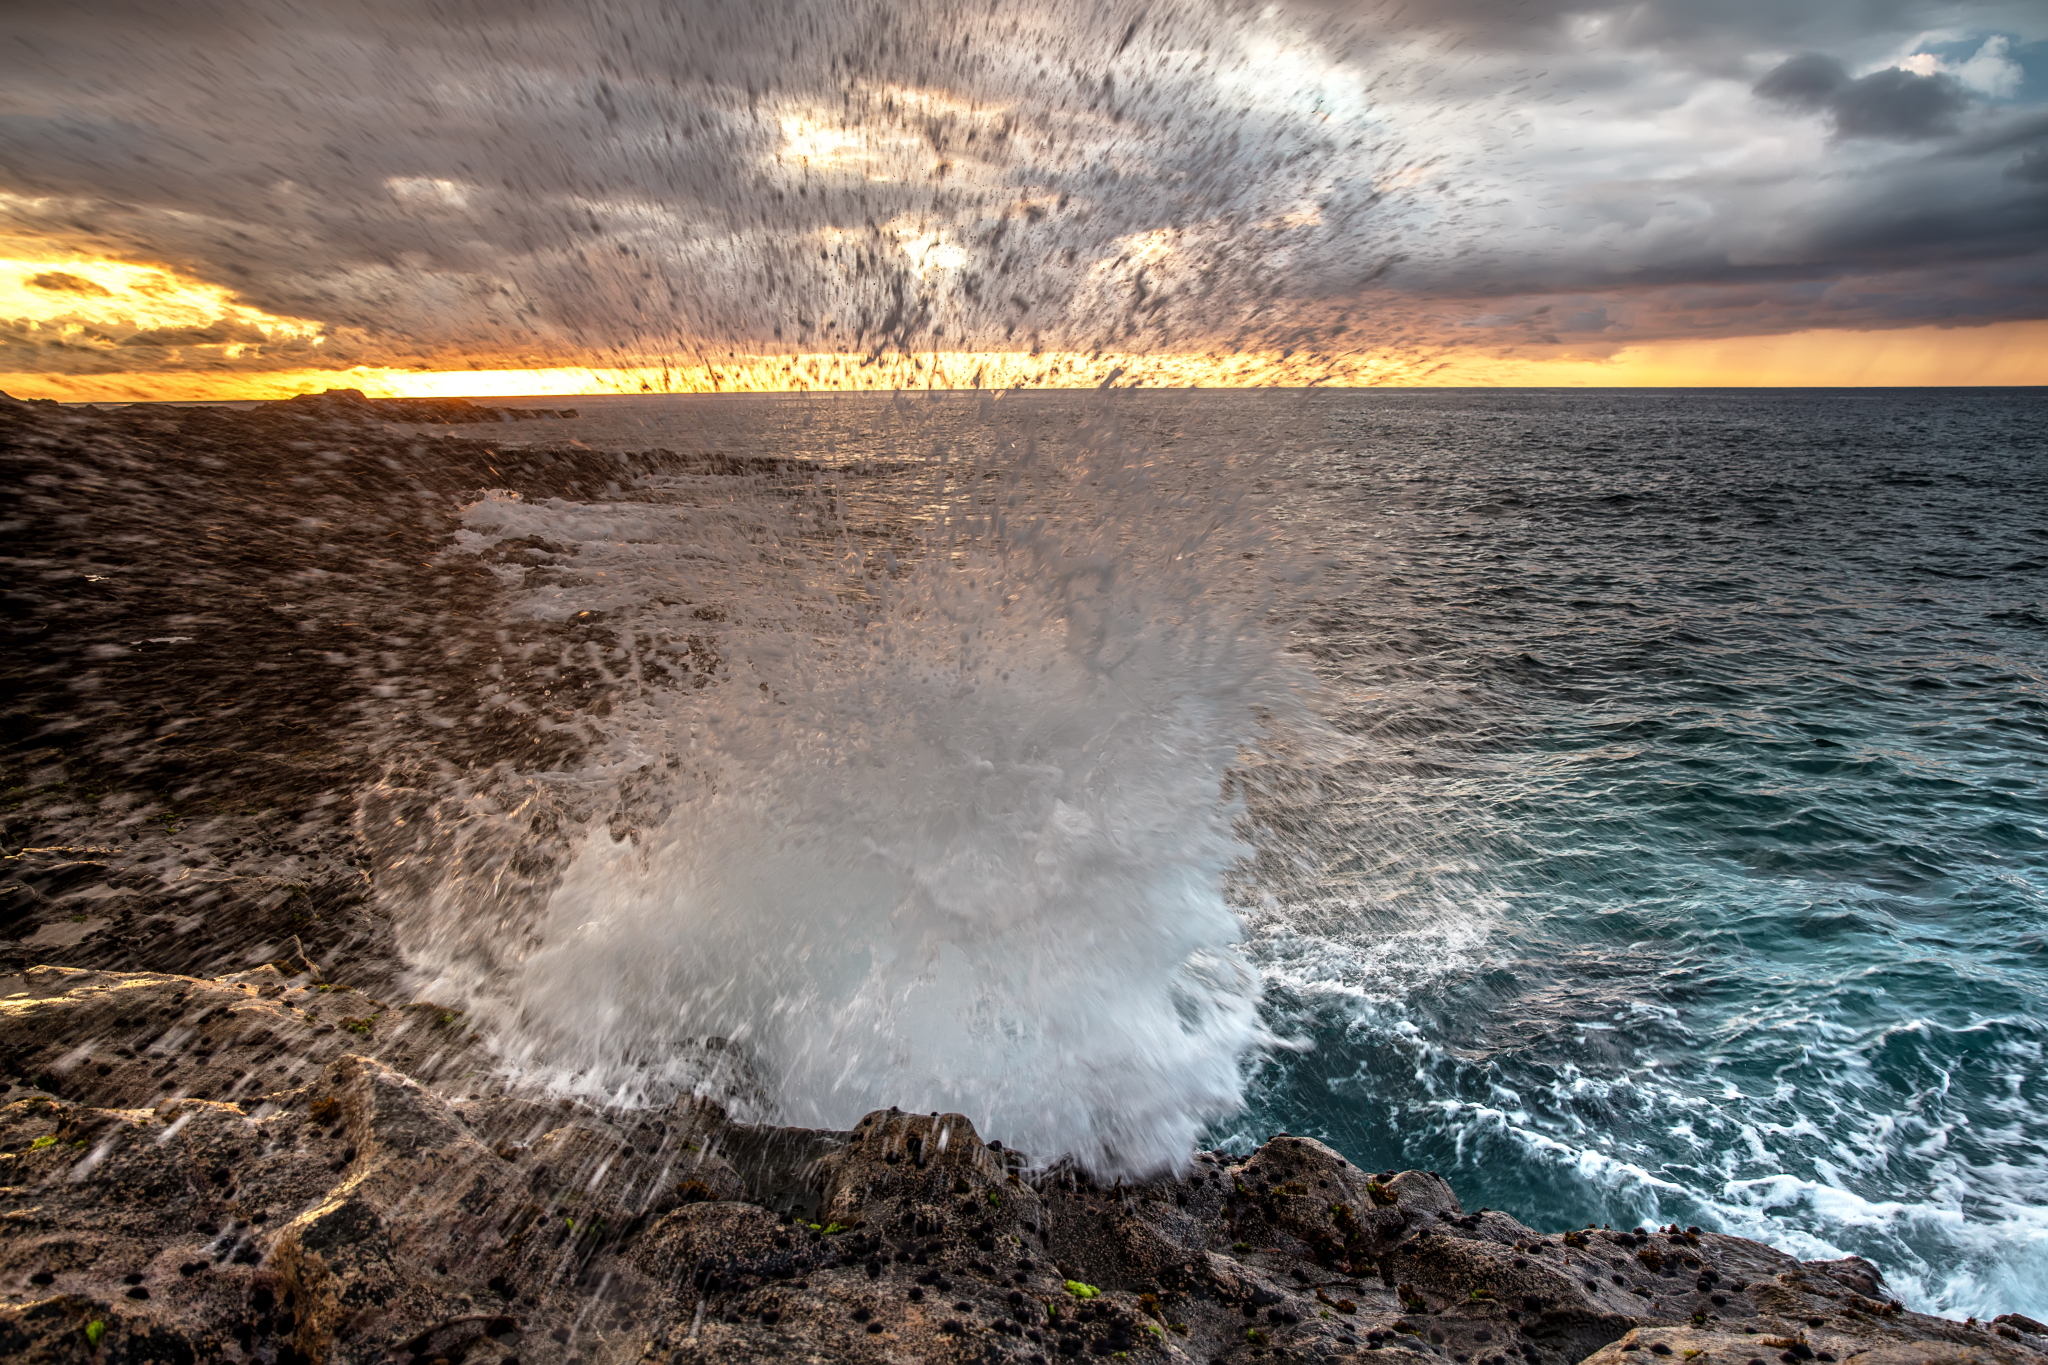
{"left": 0, "top": 244, "right": 330, "bottom": 380}
{"left": 4, "top": 312, "right": 2041, "bottom": 404}
{"left": 4, "top": 5, "right": 2045, "bottom": 1360}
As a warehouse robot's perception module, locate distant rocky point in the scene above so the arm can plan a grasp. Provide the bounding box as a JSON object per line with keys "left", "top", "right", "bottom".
{"left": 266, "top": 387, "right": 580, "bottom": 423}
{"left": 3, "top": 965, "right": 2042, "bottom": 1365}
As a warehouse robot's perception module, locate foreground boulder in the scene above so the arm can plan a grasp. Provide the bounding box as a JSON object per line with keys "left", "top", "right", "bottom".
{"left": 3, "top": 968, "right": 2044, "bottom": 1365}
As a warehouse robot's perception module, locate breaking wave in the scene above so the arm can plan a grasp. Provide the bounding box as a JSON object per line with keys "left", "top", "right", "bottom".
{"left": 394, "top": 396, "right": 1331, "bottom": 1173}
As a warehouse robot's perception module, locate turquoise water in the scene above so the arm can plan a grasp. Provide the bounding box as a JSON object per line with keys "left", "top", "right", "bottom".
{"left": 1212, "top": 389, "right": 2048, "bottom": 1322}
{"left": 411, "top": 386, "right": 2046, "bottom": 1321}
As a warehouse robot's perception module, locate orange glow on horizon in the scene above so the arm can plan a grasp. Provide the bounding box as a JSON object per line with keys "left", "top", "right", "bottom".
{"left": 0, "top": 348, "right": 1454, "bottom": 402}
{"left": 2, "top": 240, "right": 2042, "bottom": 402}
{"left": 391, "top": 321, "right": 2046, "bottom": 392}
{"left": 5, "top": 317, "right": 2043, "bottom": 406}
{"left": 1437, "top": 321, "right": 2048, "bottom": 389}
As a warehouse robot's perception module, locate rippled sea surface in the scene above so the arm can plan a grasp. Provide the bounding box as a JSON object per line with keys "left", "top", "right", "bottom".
{"left": 1211, "top": 388, "right": 2048, "bottom": 1323}
{"left": 419, "top": 386, "right": 2048, "bottom": 1319}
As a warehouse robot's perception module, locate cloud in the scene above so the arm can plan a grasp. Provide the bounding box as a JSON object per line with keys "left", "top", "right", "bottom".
{"left": 0, "top": 0, "right": 1439, "bottom": 373}
{"left": 29, "top": 270, "right": 111, "bottom": 296}
{"left": 1902, "top": 35, "right": 2025, "bottom": 99}
{"left": 1753, "top": 53, "right": 1852, "bottom": 108}
{"left": 1829, "top": 66, "right": 1970, "bottom": 138}
{"left": 1956, "top": 35, "right": 2025, "bottom": 98}
{"left": 1754, "top": 53, "right": 1969, "bottom": 139}
{"left": 0, "top": 0, "right": 2042, "bottom": 382}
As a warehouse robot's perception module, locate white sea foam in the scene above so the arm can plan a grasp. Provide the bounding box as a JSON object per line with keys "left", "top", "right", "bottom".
{"left": 1324, "top": 991, "right": 2048, "bottom": 1321}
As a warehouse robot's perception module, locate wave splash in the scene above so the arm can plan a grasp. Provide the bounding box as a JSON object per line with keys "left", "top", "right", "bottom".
{"left": 397, "top": 402, "right": 1318, "bottom": 1173}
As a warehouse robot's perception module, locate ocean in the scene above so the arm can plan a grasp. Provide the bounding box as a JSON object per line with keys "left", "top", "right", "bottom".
{"left": 1199, "top": 388, "right": 2048, "bottom": 1322}
{"left": 118, "top": 387, "right": 2048, "bottom": 1320}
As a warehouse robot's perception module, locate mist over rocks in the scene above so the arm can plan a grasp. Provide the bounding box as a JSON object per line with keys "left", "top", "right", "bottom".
{"left": 4, "top": 966, "right": 2046, "bottom": 1365}
{"left": 1, "top": 383, "right": 1294, "bottom": 1178}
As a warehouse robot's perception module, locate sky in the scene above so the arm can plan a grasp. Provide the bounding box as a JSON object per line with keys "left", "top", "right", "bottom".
{"left": 2, "top": 0, "right": 2044, "bottom": 396}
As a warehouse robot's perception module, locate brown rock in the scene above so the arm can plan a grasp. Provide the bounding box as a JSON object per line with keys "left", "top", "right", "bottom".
{"left": 817, "top": 1107, "right": 1011, "bottom": 1222}
{"left": 4, "top": 968, "right": 2043, "bottom": 1365}
{"left": 1583, "top": 1324, "right": 2042, "bottom": 1365}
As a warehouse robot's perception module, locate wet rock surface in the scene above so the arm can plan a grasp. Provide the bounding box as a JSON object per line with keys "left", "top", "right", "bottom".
{"left": 0, "top": 392, "right": 811, "bottom": 994}
{"left": 4, "top": 968, "right": 2043, "bottom": 1365}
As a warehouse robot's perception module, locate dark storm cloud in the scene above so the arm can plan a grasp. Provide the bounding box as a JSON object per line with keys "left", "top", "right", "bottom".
{"left": 1754, "top": 54, "right": 1968, "bottom": 139}
{"left": 1286, "top": 0, "right": 1999, "bottom": 67}
{"left": 1263, "top": 0, "right": 2048, "bottom": 347}
{"left": 0, "top": 0, "right": 1431, "bottom": 370}
{"left": 0, "top": 0, "right": 2043, "bottom": 375}
{"left": 1754, "top": 53, "right": 1859, "bottom": 108}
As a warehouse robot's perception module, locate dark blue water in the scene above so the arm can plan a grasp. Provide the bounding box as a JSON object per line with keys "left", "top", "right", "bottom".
{"left": 1210, "top": 389, "right": 2048, "bottom": 1321}
{"left": 408, "top": 386, "right": 2046, "bottom": 1321}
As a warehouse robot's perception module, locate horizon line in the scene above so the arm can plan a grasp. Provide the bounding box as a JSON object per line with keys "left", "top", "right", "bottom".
{"left": 6, "top": 318, "right": 2047, "bottom": 401}
{"left": 28, "top": 380, "right": 2048, "bottom": 406}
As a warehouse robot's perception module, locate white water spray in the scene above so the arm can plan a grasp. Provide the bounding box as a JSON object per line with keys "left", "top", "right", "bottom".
{"left": 399, "top": 401, "right": 1322, "bottom": 1173}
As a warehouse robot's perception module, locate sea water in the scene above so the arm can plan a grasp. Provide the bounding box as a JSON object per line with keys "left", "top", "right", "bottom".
{"left": 388, "top": 386, "right": 2046, "bottom": 1321}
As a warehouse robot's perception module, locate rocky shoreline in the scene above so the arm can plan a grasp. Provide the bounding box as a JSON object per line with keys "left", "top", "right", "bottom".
{"left": 3, "top": 965, "right": 2044, "bottom": 1365}
{"left": 4, "top": 394, "right": 2046, "bottom": 1364}
{"left": 1, "top": 390, "right": 808, "bottom": 992}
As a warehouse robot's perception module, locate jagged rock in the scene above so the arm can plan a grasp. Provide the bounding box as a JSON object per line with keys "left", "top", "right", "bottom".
{"left": 1210, "top": 1134, "right": 1415, "bottom": 1271}
{"left": 635, "top": 1200, "right": 812, "bottom": 1290}
{"left": 524, "top": 1111, "right": 747, "bottom": 1239}
{"left": 272, "top": 1054, "right": 526, "bottom": 1359}
{"left": 818, "top": 1107, "right": 1020, "bottom": 1222}
{"left": 0, "top": 965, "right": 496, "bottom": 1111}
{"left": 3, "top": 968, "right": 2044, "bottom": 1365}
{"left": 1996, "top": 1318, "right": 2048, "bottom": 1349}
